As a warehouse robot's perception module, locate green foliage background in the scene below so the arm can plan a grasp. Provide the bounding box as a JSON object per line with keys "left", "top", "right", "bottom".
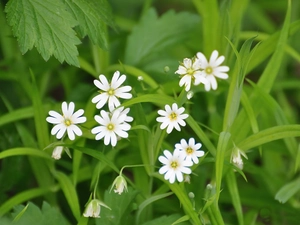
{"left": 1, "top": 0, "right": 300, "bottom": 224}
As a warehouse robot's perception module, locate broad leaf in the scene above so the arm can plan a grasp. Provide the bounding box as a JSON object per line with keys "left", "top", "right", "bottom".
{"left": 64, "top": 0, "right": 115, "bottom": 49}
{"left": 11, "top": 202, "right": 69, "bottom": 225}
{"left": 124, "top": 8, "right": 200, "bottom": 66}
{"left": 5, "top": 0, "right": 81, "bottom": 66}
{"left": 96, "top": 188, "right": 138, "bottom": 225}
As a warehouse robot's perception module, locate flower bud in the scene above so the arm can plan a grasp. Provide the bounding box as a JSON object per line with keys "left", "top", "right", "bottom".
{"left": 83, "top": 199, "right": 101, "bottom": 218}
{"left": 110, "top": 175, "right": 128, "bottom": 195}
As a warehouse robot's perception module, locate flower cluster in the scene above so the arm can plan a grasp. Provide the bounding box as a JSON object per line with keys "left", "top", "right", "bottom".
{"left": 46, "top": 71, "right": 133, "bottom": 160}
{"left": 176, "top": 50, "right": 229, "bottom": 92}
{"left": 158, "top": 138, "right": 204, "bottom": 183}
{"left": 91, "top": 71, "right": 133, "bottom": 147}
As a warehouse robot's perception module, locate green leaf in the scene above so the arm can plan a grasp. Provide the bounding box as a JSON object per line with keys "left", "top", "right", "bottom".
{"left": 124, "top": 8, "right": 200, "bottom": 66}
{"left": 257, "top": 0, "right": 291, "bottom": 92}
{"left": 5, "top": 0, "right": 81, "bottom": 66}
{"left": 0, "top": 147, "right": 51, "bottom": 160}
{"left": 237, "top": 125, "right": 300, "bottom": 151}
{"left": 53, "top": 171, "right": 81, "bottom": 220}
{"left": 96, "top": 188, "right": 138, "bottom": 225}
{"left": 0, "top": 188, "right": 52, "bottom": 216}
{"left": 136, "top": 192, "right": 173, "bottom": 224}
{"left": 64, "top": 0, "right": 114, "bottom": 49}
{"left": 275, "top": 177, "right": 300, "bottom": 203}
{"left": 141, "top": 214, "right": 189, "bottom": 225}
{"left": 11, "top": 202, "right": 69, "bottom": 225}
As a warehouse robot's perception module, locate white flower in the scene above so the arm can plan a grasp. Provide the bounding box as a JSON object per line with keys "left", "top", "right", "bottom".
{"left": 231, "top": 148, "right": 247, "bottom": 170}
{"left": 175, "top": 58, "right": 207, "bottom": 91}
{"left": 46, "top": 102, "right": 86, "bottom": 140}
{"left": 91, "top": 109, "right": 131, "bottom": 147}
{"left": 52, "top": 146, "right": 64, "bottom": 160}
{"left": 187, "top": 91, "right": 194, "bottom": 100}
{"left": 156, "top": 103, "right": 189, "bottom": 134}
{"left": 196, "top": 50, "right": 229, "bottom": 91}
{"left": 83, "top": 199, "right": 101, "bottom": 218}
{"left": 113, "top": 106, "right": 133, "bottom": 123}
{"left": 158, "top": 149, "right": 192, "bottom": 183}
{"left": 83, "top": 199, "right": 111, "bottom": 218}
{"left": 92, "top": 71, "right": 132, "bottom": 111}
{"left": 110, "top": 175, "right": 128, "bottom": 195}
{"left": 175, "top": 138, "right": 204, "bottom": 164}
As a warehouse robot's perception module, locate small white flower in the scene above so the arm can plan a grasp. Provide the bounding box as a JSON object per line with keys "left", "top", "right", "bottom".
{"left": 137, "top": 76, "right": 144, "bottom": 81}
{"left": 175, "top": 58, "right": 207, "bottom": 91}
{"left": 156, "top": 103, "right": 189, "bottom": 134}
{"left": 158, "top": 149, "right": 192, "bottom": 183}
{"left": 91, "top": 109, "right": 131, "bottom": 147}
{"left": 196, "top": 50, "right": 229, "bottom": 91}
{"left": 110, "top": 175, "right": 128, "bottom": 195}
{"left": 187, "top": 91, "right": 194, "bottom": 100}
{"left": 113, "top": 106, "right": 133, "bottom": 123}
{"left": 46, "top": 102, "right": 86, "bottom": 140}
{"left": 83, "top": 199, "right": 111, "bottom": 218}
{"left": 175, "top": 138, "right": 204, "bottom": 164}
{"left": 92, "top": 71, "right": 132, "bottom": 111}
{"left": 231, "top": 148, "right": 247, "bottom": 170}
{"left": 83, "top": 199, "right": 101, "bottom": 218}
{"left": 52, "top": 146, "right": 64, "bottom": 160}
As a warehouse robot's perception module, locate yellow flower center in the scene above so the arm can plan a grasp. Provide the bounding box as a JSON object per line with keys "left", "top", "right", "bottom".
{"left": 171, "top": 161, "right": 178, "bottom": 168}
{"left": 169, "top": 112, "right": 177, "bottom": 121}
{"left": 186, "top": 147, "right": 193, "bottom": 154}
{"left": 108, "top": 88, "right": 115, "bottom": 96}
{"left": 107, "top": 123, "right": 114, "bottom": 131}
{"left": 205, "top": 66, "right": 213, "bottom": 75}
{"left": 64, "top": 118, "right": 72, "bottom": 126}
{"left": 187, "top": 68, "right": 194, "bottom": 75}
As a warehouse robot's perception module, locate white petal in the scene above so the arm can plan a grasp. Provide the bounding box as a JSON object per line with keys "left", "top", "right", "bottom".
{"left": 48, "top": 110, "right": 63, "bottom": 120}
{"left": 166, "top": 124, "right": 174, "bottom": 133}
{"left": 159, "top": 166, "right": 168, "bottom": 174}
{"left": 183, "top": 58, "right": 192, "bottom": 68}
{"left": 209, "top": 50, "right": 219, "bottom": 64}
{"left": 56, "top": 126, "right": 67, "bottom": 139}
{"left": 213, "top": 55, "right": 225, "bottom": 67}
{"left": 99, "top": 75, "right": 110, "bottom": 89}
{"left": 67, "top": 128, "right": 75, "bottom": 140}
{"left": 175, "top": 66, "right": 187, "bottom": 75}
{"left": 175, "top": 171, "right": 183, "bottom": 182}
{"left": 196, "top": 52, "right": 208, "bottom": 68}
{"left": 70, "top": 125, "right": 82, "bottom": 136}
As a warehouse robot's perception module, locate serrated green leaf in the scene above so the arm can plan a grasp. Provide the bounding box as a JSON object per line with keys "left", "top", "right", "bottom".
{"left": 124, "top": 8, "right": 200, "bottom": 66}
{"left": 96, "top": 188, "right": 138, "bottom": 225}
{"left": 11, "top": 202, "right": 69, "bottom": 225}
{"left": 5, "top": 0, "right": 81, "bottom": 66}
{"left": 64, "top": 0, "right": 111, "bottom": 49}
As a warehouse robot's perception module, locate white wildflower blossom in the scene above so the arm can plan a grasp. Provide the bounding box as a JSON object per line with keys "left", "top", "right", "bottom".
{"left": 175, "top": 58, "right": 207, "bottom": 91}
{"left": 46, "top": 102, "right": 86, "bottom": 140}
{"left": 196, "top": 50, "right": 229, "bottom": 91}
{"left": 158, "top": 149, "right": 192, "bottom": 183}
{"left": 110, "top": 175, "right": 128, "bottom": 195}
{"left": 156, "top": 103, "right": 189, "bottom": 134}
{"left": 231, "top": 148, "right": 248, "bottom": 170}
{"left": 92, "top": 71, "right": 132, "bottom": 111}
{"left": 175, "top": 138, "right": 204, "bottom": 164}
{"left": 91, "top": 109, "right": 131, "bottom": 147}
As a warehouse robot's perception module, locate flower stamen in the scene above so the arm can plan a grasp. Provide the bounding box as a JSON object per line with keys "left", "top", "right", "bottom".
{"left": 64, "top": 118, "right": 72, "bottom": 126}
{"left": 171, "top": 161, "right": 178, "bottom": 168}
{"left": 169, "top": 112, "right": 177, "bottom": 121}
